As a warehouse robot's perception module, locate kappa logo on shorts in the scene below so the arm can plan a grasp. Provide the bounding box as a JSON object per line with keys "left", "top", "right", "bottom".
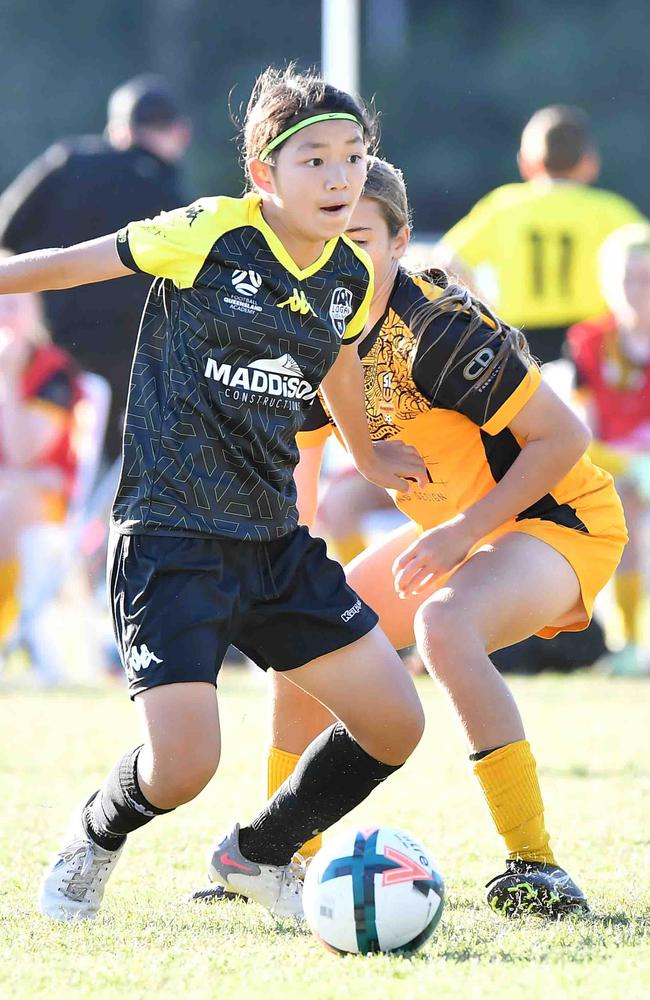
{"left": 341, "top": 599, "right": 362, "bottom": 623}
{"left": 127, "top": 644, "right": 163, "bottom": 676}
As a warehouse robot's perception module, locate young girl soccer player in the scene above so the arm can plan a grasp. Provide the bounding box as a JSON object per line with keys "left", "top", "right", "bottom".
{"left": 267, "top": 157, "right": 628, "bottom": 917}
{"left": 0, "top": 68, "right": 430, "bottom": 922}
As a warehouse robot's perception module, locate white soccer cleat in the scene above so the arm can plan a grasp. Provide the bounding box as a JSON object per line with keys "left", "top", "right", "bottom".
{"left": 208, "top": 824, "right": 304, "bottom": 919}
{"left": 39, "top": 800, "right": 124, "bottom": 922}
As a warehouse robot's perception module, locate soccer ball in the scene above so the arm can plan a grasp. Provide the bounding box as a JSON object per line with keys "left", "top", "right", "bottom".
{"left": 303, "top": 826, "right": 444, "bottom": 955}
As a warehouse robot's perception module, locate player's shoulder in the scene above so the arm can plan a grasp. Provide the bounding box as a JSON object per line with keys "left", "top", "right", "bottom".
{"left": 339, "top": 233, "right": 373, "bottom": 278}
{"left": 585, "top": 185, "right": 642, "bottom": 220}
{"left": 469, "top": 183, "right": 529, "bottom": 215}
{"left": 386, "top": 267, "right": 447, "bottom": 322}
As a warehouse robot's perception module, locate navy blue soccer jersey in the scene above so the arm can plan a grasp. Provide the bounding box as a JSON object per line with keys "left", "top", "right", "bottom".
{"left": 113, "top": 193, "right": 373, "bottom": 541}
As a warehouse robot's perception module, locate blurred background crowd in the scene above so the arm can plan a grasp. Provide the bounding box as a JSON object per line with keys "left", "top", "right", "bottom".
{"left": 1, "top": 0, "right": 650, "bottom": 686}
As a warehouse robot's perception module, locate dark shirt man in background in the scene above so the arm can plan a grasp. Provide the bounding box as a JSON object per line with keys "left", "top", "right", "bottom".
{"left": 0, "top": 74, "right": 191, "bottom": 461}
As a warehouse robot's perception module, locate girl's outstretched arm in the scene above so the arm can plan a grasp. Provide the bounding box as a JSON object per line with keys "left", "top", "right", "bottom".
{"left": 0, "top": 234, "right": 132, "bottom": 294}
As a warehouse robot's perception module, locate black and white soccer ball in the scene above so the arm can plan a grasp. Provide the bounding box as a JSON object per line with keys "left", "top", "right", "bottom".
{"left": 303, "top": 826, "right": 444, "bottom": 955}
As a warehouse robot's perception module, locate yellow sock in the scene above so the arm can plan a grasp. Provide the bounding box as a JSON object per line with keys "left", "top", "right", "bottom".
{"left": 473, "top": 740, "right": 556, "bottom": 865}
{"left": 328, "top": 532, "right": 366, "bottom": 566}
{"left": 267, "top": 745, "right": 322, "bottom": 860}
{"left": 0, "top": 558, "right": 20, "bottom": 644}
{"left": 614, "top": 570, "right": 643, "bottom": 644}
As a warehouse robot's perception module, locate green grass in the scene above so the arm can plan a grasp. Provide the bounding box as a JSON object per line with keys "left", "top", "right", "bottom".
{"left": 1, "top": 671, "right": 648, "bottom": 999}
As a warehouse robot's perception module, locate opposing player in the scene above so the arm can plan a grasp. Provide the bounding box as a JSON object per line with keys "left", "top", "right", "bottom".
{"left": 0, "top": 67, "right": 430, "bottom": 921}
{"left": 268, "top": 157, "right": 628, "bottom": 916}
{"left": 438, "top": 106, "right": 642, "bottom": 364}
{"left": 568, "top": 223, "right": 650, "bottom": 675}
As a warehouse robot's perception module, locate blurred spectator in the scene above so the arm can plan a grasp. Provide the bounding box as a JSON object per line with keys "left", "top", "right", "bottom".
{"left": 0, "top": 74, "right": 190, "bottom": 461}
{"left": 0, "top": 289, "right": 81, "bottom": 678}
{"left": 568, "top": 223, "right": 650, "bottom": 676}
{"left": 438, "top": 106, "right": 643, "bottom": 364}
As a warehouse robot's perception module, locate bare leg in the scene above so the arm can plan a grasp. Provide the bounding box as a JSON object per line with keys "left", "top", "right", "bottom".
{"left": 135, "top": 681, "right": 221, "bottom": 808}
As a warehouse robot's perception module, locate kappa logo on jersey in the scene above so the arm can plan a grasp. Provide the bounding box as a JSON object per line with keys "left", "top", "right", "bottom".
{"left": 278, "top": 289, "right": 316, "bottom": 317}
{"left": 204, "top": 352, "right": 318, "bottom": 408}
{"left": 231, "top": 269, "right": 263, "bottom": 297}
{"left": 185, "top": 204, "right": 205, "bottom": 227}
{"left": 127, "top": 644, "right": 163, "bottom": 675}
{"left": 329, "top": 286, "right": 353, "bottom": 337}
{"left": 463, "top": 347, "right": 496, "bottom": 381}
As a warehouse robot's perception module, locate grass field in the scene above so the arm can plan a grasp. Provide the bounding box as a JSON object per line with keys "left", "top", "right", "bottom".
{"left": 1, "top": 669, "right": 648, "bottom": 999}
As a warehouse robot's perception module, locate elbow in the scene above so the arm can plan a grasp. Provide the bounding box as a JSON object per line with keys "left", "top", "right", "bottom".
{"left": 567, "top": 417, "right": 592, "bottom": 465}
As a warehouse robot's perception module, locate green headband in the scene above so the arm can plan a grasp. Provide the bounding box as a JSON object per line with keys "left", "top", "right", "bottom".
{"left": 258, "top": 112, "right": 363, "bottom": 162}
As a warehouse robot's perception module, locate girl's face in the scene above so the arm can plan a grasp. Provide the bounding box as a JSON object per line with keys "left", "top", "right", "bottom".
{"left": 620, "top": 252, "right": 650, "bottom": 326}
{"left": 346, "top": 197, "right": 409, "bottom": 291}
{"left": 254, "top": 119, "right": 368, "bottom": 245}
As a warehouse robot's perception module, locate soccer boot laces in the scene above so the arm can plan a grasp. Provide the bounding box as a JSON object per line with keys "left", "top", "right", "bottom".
{"left": 486, "top": 858, "right": 589, "bottom": 918}
{"left": 39, "top": 798, "right": 124, "bottom": 921}
{"left": 207, "top": 824, "right": 304, "bottom": 919}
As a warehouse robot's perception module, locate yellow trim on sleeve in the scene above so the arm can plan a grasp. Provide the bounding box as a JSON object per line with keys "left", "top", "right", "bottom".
{"left": 340, "top": 236, "right": 374, "bottom": 342}
{"left": 481, "top": 364, "right": 542, "bottom": 436}
{"left": 296, "top": 423, "right": 333, "bottom": 449}
{"left": 125, "top": 196, "right": 250, "bottom": 289}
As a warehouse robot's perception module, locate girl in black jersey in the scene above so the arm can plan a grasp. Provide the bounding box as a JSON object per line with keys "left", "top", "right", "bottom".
{"left": 0, "top": 67, "right": 428, "bottom": 921}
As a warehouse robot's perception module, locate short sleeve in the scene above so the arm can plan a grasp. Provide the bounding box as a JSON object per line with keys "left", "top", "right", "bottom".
{"left": 339, "top": 239, "right": 374, "bottom": 344}
{"left": 116, "top": 199, "right": 217, "bottom": 288}
{"left": 411, "top": 307, "right": 541, "bottom": 435}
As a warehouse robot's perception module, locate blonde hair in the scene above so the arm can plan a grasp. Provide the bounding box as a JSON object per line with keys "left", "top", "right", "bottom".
{"left": 599, "top": 222, "right": 650, "bottom": 310}
{"left": 362, "top": 156, "right": 411, "bottom": 236}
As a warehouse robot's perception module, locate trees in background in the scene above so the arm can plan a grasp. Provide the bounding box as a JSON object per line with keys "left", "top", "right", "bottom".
{"left": 1, "top": 0, "right": 648, "bottom": 233}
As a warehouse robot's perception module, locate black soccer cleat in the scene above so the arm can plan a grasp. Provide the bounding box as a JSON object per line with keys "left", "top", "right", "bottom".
{"left": 190, "top": 884, "right": 248, "bottom": 904}
{"left": 485, "top": 859, "right": 589, "bottom": 918}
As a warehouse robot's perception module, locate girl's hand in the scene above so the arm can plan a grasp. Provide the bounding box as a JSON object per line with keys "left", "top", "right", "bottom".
{"left": 358, "top": 439, "right": 428, "bottom": 492}
{"left": 392, "top": 514, "right": 477, "bottom": 596}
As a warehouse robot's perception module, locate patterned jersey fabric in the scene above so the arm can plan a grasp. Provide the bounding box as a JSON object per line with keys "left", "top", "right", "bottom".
{"left": 113, "top": 193, "right": 372, "bottom": 541}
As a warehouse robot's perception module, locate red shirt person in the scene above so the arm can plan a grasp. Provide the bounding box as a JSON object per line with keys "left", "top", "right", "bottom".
{"left": 568, "top": 222, "right": 650, "bottom": 674}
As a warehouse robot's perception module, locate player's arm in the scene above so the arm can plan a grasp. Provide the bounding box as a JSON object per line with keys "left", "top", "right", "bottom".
{"left": 294, "top": 438, "right": 327, "bottom": 528}
{"left": 462, "top": 382, "right": 591, "bottom": 542}
{"left": 320, "top": 344, "right": 427, "bottom": 492}
{"left": 0, "top": 235, "right": 131, "bottom": 294}
{"left": 393, "top": 303, "right": 591, "bottom": 594}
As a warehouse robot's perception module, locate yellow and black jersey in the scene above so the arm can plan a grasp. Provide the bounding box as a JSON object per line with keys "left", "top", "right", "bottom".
{"left": 113, "top": 193, "right": 373, "bottom": 542}
{"left": 299, "top": 267, "right": 616, "bottom": 539}
{"left": 440, "top": 180, "right": 642, "bottom": 360}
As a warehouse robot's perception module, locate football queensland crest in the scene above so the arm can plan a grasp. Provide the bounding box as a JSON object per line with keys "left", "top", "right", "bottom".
{"left": 329, "top": 286, "right": 353, "bottom": 337}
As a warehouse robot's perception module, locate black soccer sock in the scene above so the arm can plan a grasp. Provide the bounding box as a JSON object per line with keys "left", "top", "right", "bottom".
{"left": 83, "top": 745, "right": 174, "bottom": 850}
{"left": 238, "top": 722, "right": 402, "bottom": 866}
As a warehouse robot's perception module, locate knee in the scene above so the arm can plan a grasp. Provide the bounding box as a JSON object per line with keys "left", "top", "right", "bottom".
{"left": 143, "top": 742, "right": 220, "bottom": 807}
{"left": 414, "top": 598, "right": 470, "bottom": 679}
{"left": 367, "top": 687, "right": 425, "bottom": 766}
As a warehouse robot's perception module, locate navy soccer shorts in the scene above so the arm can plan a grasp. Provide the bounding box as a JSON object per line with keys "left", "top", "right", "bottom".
{"left": 108, "top": 526, "right": 379, "bottom": 698}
